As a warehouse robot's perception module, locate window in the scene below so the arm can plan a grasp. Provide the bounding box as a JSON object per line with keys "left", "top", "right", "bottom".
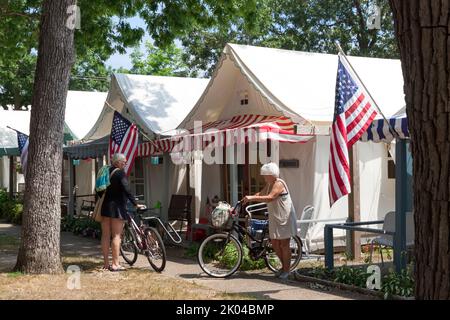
{"left": 387, "top": 147, "right": 395, "bottom": 179}
{"left": 239, "top": 90, "right": 249, "bottom": 105}
{"left": 130, "top": 157, "right": 145, "bottom": 199}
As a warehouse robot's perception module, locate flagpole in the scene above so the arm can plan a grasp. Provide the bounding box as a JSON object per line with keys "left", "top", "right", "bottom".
{"left": 6, "top": 126, "right": 20, "bottom": 133}
{"left": 334, "top": 43, "right": 399, "bottom": 138}
{"left": 103, "top": 100, "right": 154, "bottom": 142}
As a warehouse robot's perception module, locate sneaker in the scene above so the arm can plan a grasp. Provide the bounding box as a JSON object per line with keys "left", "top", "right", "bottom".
{"left": 278, "top": 271, "right": 290, "bottom": 280}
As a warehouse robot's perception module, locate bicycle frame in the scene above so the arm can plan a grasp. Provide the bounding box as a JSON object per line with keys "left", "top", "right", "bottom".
{"left": 124, "top": 212, "right": 149, "bottom": 251}
{"left": 223, "top": 202, "right": 270, "bottom": 257}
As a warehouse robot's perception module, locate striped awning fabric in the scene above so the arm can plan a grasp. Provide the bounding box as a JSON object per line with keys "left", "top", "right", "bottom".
{"left": 138, "top": 114, "right": 313, "bottom": 157}
{"left": 360, "top": 116, "right": 409, "bottom": 143}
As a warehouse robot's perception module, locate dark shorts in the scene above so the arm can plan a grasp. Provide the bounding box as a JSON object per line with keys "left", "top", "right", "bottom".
{"left": 101, "top": 200, "right": 127, "bottom": 220}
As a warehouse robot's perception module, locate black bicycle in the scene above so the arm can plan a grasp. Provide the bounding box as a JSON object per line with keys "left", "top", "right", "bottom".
{"left": 197, "top": 202, "right": 302, "bottom": 278}
{"left": 120, "top": 207, "right": 167, "bottom": 272}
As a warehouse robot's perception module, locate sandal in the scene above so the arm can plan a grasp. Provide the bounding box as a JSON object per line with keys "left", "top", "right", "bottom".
{"left": 109, "top": 265, "right": 126, "bottom": 272}
{"left": 100, "top": 265, "right": 111, "bottom": 271}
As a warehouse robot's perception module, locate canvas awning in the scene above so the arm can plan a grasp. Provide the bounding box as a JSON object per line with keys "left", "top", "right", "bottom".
{"left": 138, "top": 114, "right": 314, "bottom": 156}
{"left": 360, "top": 115, "right": 409, "bottom": 143}
{"left": 0, "top": 91, "right": 106, "bottom": 157}
{"left": 0, "top": 112, "right": 78, "bottom": 157}
{"left": 64, "top": 136, "right": 109, "bottom": 159}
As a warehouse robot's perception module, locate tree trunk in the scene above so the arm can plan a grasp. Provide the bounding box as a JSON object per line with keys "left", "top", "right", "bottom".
{"left": 14, "top": 0, "right": 75, "bottom": 274}
{"left": 389, "top": 0, "right": 450, "bottom": 299}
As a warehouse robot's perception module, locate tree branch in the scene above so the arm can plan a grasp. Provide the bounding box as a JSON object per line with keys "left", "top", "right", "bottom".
{"left": 0, "top": 11, "right": 39, "bottom": 19}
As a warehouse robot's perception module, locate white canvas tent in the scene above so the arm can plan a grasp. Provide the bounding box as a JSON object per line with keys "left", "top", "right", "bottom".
{"left": 66, "top": 73, "right": 209, "bottom": 217}
{"left": 84, "top": 73, "right": 209, "bottom": 141}
{"left": 166, "top": 43, "right": 405, "bottom": 248}
{"left": 0, "top": 90, "right": 106, "bottom": 193}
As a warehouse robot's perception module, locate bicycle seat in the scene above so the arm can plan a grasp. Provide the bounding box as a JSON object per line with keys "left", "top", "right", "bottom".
{"left": 137, "top": 206, "right": 149, "bottom": 212}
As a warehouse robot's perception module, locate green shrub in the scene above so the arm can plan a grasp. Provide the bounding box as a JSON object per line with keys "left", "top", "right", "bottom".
{"left": 240, "top": 245, "right": 266, "bottom": 270}
{"left": 184, "top": 242, "right": 200, "bottom": 258}
{"left": 0, "top": 188, "right": 9, "bottom": 218}
{"left": 187, "top": 238, "right": 266, "bottom": 271}
{"left": 9, "top": 202, "right": 23, "bottom": 224}
{"left": 0, "top": 191, "right": 23, "bottom": 225}
{"left": 333, "top": 265, "right": 369, "bottom": 287}
{"left": 60, "top": 215, "right": 101, "bottom": 239}
{"left": 310, "top": 266, "right": 333, "bottom": 280}
{"left": 381, "top": 267, "right": 414, "bottom": 299}
{"left": 219, "top": 242, "right": 266, "bottom": 271}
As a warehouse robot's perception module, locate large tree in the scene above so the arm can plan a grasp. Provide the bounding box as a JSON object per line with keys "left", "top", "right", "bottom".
{"left": 389, "top": 0, "right": 449, "bottom": 299}
{"left": 14, "top": 0, "right": 76, "bottom": 273}
{"left": 7, "top": 0, "right": 258, "bottom": 274}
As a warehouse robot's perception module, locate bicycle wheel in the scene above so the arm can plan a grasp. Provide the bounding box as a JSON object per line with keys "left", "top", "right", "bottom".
{"left": 143, "top": 227, "right": 166, "bottom": 272}
{"left": 120, "top": 225, "right": 138, "bottom": 266}
{"left": 197, "top": 232, "right": 243, "bottom": 278}
{"left": 264, "top": 236, "right": 303, "bottom": 273}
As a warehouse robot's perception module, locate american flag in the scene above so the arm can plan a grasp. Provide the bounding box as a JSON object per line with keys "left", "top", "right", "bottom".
{"left": 109, "top": 111, "right": 138, "bottom": 176}
{"left": 17, "top": 131, "right": 29, "bottom": 177}
{"left": 329, "top": 55, "right": 378, "bottom": 206}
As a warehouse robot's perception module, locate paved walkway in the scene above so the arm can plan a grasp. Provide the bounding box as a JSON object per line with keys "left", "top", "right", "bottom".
{"left": 0, "top": 222, "right": 376, "bottom": 300}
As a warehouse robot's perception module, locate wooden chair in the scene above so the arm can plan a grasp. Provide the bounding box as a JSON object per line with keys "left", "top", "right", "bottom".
{"left": 80, "top": 199, "right": 95, "bottom": 218}
{"left": 167, "top": 195, "right": 192, "bottom": 232}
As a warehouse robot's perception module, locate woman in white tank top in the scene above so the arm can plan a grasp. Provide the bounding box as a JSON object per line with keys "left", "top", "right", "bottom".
{"left": 242, "top": 163, "right": 298, "bottom": 279}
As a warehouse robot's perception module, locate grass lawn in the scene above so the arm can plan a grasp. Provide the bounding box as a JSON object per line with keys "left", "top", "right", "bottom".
{"left": 0, "top": 255, "right": 256, "bottom": 300}
{"left": 0, "top": 232, "right": 255, "bottom": 300}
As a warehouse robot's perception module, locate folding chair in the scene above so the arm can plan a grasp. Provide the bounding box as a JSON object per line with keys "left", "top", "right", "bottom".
{"left": 167, "top": 195, "right": 192, "bottom": 232}
{"left": 299, "top": 205, "right": 314, "bottom": 255}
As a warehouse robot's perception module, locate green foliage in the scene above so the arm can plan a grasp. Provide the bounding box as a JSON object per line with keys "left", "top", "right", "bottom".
{"left": 310, "top": 265, "right": 334, "bottom": 280}
{"left": 219, "top": 243, "right": 266, "bottom": 271}
{"left": 381, "top": 267, "right": 414, "bottom": 299}
{"left": 184, "top": 242, "right": 201, "bottom": 258}
{"left": 333, "top": 265, "right": 369, "bottom": 287}
{"left": 0, "top": 188, "right": 8, "bottom": 205}
{"left": 180, "top": 0, "right": 399, "bottom": 76}
{"left": 0, "top": 0, "right": 257, "bottom": 108}
{"left": 306, "top": 264, "right": 415, "bottom": 298}
{"left": 240, "top": 245, "right": 266, "bottom": 270}
{"left": 6, "top": 271, "right": 23, "bottom": 278}
{"left": 0, "top": 189, "right": 23, "bottom": 224}
{"left": 185, "top": 238, "right": 266, "bottom": 271}
{"left": 119, "top": 41, "right": 190, "bottom": 77}
{"left": 61, "top": 215, "right": 101, "bottom": 239}
{"left": 69, "top": 50, "right": 113, "bottom": 92}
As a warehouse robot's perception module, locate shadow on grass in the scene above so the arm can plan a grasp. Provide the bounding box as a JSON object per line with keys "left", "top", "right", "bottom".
{"left": 61, "top": 255, "right": 103, "bottom": 272}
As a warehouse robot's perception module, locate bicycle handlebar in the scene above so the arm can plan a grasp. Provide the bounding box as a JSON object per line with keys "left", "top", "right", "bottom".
{"left": 230, "top": 201, "right": 245, "bottom": 219}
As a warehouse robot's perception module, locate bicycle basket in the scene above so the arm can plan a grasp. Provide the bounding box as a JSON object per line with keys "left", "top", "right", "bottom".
{"left": 210, "top": 201, "right": 233, "bottom": 229}
{"left": 249, "top": 219, "right": 268, "bottom": 235}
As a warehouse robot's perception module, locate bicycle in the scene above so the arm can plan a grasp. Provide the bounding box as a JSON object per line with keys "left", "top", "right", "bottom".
{"left": 120, "top": 207, "right": 177, "bottom": 272}
{"left": 197, "top": 201, "right": 303, "bottom": 278}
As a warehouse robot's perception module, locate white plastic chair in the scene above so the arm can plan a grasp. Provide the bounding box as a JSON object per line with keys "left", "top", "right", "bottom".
{"left": 369, "top": 211, "right": 414, "bottom": 264}
{"left": 299, "top": 205, "right": 314, "bottom": 255}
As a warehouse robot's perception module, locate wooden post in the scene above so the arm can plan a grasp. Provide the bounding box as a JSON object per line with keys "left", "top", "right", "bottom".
{"left": 229, "top": 143, "right": 238, "bottom": 206}
{"left": 68, "top": 158, "right": 75, "bottom": 216}
{"left": 9, "top": 156, "right": 15, "bottom": 199}
{"left": 186, "top": 163, "right": 191, "bottom": 196}
{"left": 394, "top": 138, "right": 407, "bottom": 272}
{"left": 161, "top": 153, "right": 170, "bottom": 223}
{"left": 346, "top": 144, "right": 361, "bottom": 260}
